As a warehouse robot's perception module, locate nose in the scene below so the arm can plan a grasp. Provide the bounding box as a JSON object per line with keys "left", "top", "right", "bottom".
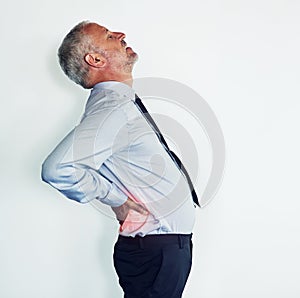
{"left": 113, "top": 31, "right": 126, "bottom": 40}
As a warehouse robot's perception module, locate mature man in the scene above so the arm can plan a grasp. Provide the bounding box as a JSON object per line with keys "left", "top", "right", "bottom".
{"left": 42, "top": 21, "right": 199, "bottom": 298}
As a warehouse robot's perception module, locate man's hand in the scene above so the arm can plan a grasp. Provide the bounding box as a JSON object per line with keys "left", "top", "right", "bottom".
{"left": 111, "top": 198, "right": 148, "bottom": 224}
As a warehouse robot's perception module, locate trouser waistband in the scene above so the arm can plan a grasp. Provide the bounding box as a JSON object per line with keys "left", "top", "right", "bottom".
{"left": 117, "top": 233, "right": 192, "bottom": 249}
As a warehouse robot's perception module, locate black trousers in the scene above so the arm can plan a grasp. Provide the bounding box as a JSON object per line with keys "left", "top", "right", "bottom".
{"left": 113, "top": 234, "right": 193, "bottom": 298}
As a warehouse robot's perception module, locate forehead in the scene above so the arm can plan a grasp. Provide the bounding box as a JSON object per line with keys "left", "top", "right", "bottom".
{"left": 84, "top": 23, "right": 107, "bottom": 37}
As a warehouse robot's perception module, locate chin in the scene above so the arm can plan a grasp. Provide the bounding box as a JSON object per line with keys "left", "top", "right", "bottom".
{"left": 133, "top": 53, "right": 138, "bottom": 62}
{"left": 131, "top": 51, "right": 139, "bottom": 61}
{"left": 127, "top": 53, "right": 138, "bottom": 65}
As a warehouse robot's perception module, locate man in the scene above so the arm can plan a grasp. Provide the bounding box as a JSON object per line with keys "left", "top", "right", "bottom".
{"left": 42, "top": 21, "right": 198, "bottom": 298}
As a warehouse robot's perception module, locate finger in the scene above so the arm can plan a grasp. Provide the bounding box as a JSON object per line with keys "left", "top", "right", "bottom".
{"left": 128, "top": 201, "right": 148, "bottom": 215}
{"left": 111, "top": 206, "right": 127, "bottom": 221}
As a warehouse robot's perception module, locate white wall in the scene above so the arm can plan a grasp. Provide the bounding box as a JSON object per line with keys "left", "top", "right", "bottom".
{"left": 1, "top": 0, "right": 300, "bottom": 297}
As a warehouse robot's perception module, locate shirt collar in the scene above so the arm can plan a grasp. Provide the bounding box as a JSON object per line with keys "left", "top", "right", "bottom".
{"left": 91, "top": 81, "right": 135, "bottom": 100}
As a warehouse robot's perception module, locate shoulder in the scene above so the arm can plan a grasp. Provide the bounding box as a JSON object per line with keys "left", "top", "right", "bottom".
{"left": 84, "top": 89, "right": 133, "bottom": 119}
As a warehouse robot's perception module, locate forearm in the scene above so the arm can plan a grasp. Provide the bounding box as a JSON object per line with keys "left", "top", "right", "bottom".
{"left": 41, "top": 128, "right": 127, "bottom": 206}
{"left": 42, "top": 161, "right": 127, "bottom": 206}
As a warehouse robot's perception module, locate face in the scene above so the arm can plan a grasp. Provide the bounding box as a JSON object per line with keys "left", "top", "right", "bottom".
{"left": 85, "top": 23, "right": 138, "bottom": 73}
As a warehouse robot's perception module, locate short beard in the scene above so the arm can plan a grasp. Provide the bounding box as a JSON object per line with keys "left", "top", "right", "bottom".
{"left": 104, "top": 50, "right": 138, "bottom": 74}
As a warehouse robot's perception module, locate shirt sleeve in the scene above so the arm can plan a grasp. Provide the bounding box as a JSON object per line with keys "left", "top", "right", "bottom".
{"left": 41, "top": 107, "right": 129, "bottom": 207}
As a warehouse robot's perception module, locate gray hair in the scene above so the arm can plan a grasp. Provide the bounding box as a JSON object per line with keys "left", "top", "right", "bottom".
{"left": 58, "top": 21, "right": 94, "bottom": 89}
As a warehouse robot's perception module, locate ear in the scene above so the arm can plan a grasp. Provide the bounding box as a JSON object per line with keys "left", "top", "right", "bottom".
{"left": 84, "top": 53, "right": 106, "bottom": 68}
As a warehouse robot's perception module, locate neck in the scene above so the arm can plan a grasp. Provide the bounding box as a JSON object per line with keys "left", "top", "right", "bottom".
{"left": 90, "top": 70, "right": 133, "bottom": 87}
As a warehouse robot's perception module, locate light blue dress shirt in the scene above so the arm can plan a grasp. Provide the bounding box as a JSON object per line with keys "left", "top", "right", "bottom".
{"left": 42, "top": 81, "right": 196, "bottom": 236}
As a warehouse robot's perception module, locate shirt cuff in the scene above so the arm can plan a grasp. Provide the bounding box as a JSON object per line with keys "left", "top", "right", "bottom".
{"left": 97, "top": 183, "right": 128, "bottom": 207}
